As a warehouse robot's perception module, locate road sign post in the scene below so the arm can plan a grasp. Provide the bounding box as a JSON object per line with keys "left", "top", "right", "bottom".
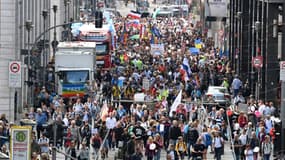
{"left": 8, "top": 61, "right": 21, "bottom": 121}
{"left": 252, "top": 56, "right": 263, "bottom": 100}
{"left": 9, "top": 61, "right": 22, "bottom": 88}
{"left": 280, "top": 61, "right": 285, "bottom": 157}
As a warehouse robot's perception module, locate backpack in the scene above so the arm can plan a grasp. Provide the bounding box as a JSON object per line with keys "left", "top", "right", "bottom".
{"left": 204, "top": 133, "right": 212, "bottom": 147}
{"left": 92, "top": 137, "right": 101, "bottom": 148}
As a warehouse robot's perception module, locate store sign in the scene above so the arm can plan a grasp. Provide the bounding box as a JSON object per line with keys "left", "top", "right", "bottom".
{"left": 10, "top": 126, "right": 32, "bottom": 160}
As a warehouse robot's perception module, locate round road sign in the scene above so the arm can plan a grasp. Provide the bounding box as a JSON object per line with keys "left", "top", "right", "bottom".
{"left": 10, "top": 62, "right": 20, "bottom": 73}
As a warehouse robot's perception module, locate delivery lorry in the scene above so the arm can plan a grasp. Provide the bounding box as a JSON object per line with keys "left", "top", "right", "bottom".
{"left": 55, "top": 42, "right": 96, "bottom": 98}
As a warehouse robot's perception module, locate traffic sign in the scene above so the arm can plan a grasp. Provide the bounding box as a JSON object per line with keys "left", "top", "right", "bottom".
{"left": 9, "top": 61, "right": 22, "bottom": 88}
{"left": 252, "top": 56, "right": 263, "bottom": 69}
{"left": 280, "top": 61, "right": 285, "bottom": 81}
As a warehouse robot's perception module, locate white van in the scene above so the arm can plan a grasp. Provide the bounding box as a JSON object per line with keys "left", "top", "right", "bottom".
{"left": 170, "top": 5, "right": 189, "bottom": 17}
{"left": 156, "top": 6, "right": 173, "bottom": 18}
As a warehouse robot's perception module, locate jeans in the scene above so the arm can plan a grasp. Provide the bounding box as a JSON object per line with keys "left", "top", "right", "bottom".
{"left": 154, "top": 149, "right": 161, "bottom": 160}
{"left": 178, "top": 151, "right": 185, "bottom": 160}
{"left": 214, "top": 147, "right": 223, "bottom": 160}
{"left": 147, "top": 156, "right": 154, "bottom": 160}
{"left": 187, "top": 141, "right": 195, "bottom": 158}
{"left": 192, "top": 156, "right": 203, "bottom": 160}
{"left": 235, "top": 153, "right": 240, "bottom": 160}
{"left": 263, "top": 154, "right": 270, "bottom": 160}
{"left": 233, "top": 89, "right": 239, "bottom": 98}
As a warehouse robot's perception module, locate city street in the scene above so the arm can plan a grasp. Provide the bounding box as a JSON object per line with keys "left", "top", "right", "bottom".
{"left": 56, "top": 143, "right": 234, "bottom": 159}
{"left": 1, "top": 0, "right": 284, "bottom": 160}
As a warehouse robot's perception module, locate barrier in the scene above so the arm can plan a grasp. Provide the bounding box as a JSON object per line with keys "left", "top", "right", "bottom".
{"left": 95, "top": 129, "right": 110, "bottom": 160}
{"left": 54, "top": 147, "right": 77, "bottom": 160}
{"left": 111, "top": 99, "right": 221, "bottom": 105}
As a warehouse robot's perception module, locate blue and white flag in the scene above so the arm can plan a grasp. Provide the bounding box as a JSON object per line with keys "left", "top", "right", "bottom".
{"left": 181, "top": 57, "right": 192, "bottom": 77}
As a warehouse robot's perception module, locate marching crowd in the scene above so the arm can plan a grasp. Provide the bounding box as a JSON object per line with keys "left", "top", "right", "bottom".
{"left": 0, "top": 6, "right": 281, "bottom": 160}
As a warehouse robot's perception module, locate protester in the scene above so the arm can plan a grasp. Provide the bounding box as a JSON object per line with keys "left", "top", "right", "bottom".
{"left": 8, "top": 4, "right": 281, "bottom": 160}
{"left": 191, "top": 137, "right": 206, "bottom": 160}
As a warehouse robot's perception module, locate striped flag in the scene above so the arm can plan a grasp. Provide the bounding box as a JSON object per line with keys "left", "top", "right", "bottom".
{"left": 140, "top": 24, "right": 146, "bottom": 40}
{"left": 181, "top": 57, "right": 192, "bottom": 78}
{"left": 127, "top": 12, "right": 141, "bottom": 19}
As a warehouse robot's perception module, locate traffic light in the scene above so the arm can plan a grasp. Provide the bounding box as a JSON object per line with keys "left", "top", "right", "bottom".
{"left": 95, "top": 11, "right": 103, "bottom": 28}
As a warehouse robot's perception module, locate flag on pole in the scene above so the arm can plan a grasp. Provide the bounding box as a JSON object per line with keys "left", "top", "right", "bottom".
{"left": 181, "top": 57, "right": 192, "bottom": 78}
{"left": 100, "top": 103, "right": 109, "bottom": 121}
{"left": 127, "top": 11, "right": 141, "bottom": 19}
{"left": 140, "top": 24, "right": 145, "bottom": 40}
{"left": 169, "top": 90, "right": 182, "bottom": 117}
{"left": 120, "top": 22, "right": 127, "bottom": 42}
{"left": 195, "top": 39, "right": 202, "bottom": 49}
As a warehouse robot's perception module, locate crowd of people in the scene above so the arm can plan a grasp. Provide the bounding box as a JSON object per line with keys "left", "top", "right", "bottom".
{"left": 0, "top": 3, "right": 282, "bottom": 160}
{"left": 228, "top": 98, "right": 280, "bottom": 160}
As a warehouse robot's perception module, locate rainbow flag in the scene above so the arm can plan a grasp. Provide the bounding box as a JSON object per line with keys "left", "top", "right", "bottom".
{"left": 62, "top": 84, "right": 85, "bottom": 98}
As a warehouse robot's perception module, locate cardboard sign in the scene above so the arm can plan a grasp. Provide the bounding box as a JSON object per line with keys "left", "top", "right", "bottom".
{"left": 150, "top": 44, "right": 164, "bottom": 56}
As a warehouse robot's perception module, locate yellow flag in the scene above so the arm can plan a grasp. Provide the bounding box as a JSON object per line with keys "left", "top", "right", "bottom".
{"left": 195, "top": 44, "right": 202, "bottom": 49}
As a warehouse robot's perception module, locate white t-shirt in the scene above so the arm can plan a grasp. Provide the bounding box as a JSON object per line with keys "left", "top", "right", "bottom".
{"left": 213, "top": 137, "right": 223, "bottom": 148}
{"left": 258, "top": 104, "right": 266, "bottom": 115}
{"left": 169, "top": 150, "right": 175, "bottom": 160}
{"left": 73, "top": 103, "right": 83, "bottom": 113}
{"left": 239, "top": 134, "right": 247, "bottom": 145}
{"left": 106, "top": 117, "right": 117, "bottom": 129}
{"left": 38, "top": 137, "right": 49, "bottom": 153}
{"left": 245, "top": 149, "right": 254, "bottom": 160}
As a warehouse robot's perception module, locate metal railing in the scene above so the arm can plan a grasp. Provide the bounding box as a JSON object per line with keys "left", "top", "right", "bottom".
{"left": 54, "top": 147, "right": 77, "bottom": 160}
{"left": 226, "top": 111, "right": 236, "bottom": 160}
{"left": 95, "top": 129, "right": 110, "bottom": 160}
{"left": 111, "top": 98, "right": 221, "bottom": 105}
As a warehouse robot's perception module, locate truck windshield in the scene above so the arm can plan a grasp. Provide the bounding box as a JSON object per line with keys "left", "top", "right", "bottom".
{"left": 62, "top": 70, "right": 89, "bottom": 84}
{"left": 96, "top": 43, "right": 109, "bottom": 55}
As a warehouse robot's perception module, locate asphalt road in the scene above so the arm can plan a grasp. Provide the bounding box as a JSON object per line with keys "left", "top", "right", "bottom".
{"left": 55, "top": 141, "right": 234, "bottom": 160}
{"left": 55, "top": 1, "right": 234, "bottom": 159}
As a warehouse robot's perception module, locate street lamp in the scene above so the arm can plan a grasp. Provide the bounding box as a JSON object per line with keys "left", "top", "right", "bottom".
{"left": 255, "top": 20, "right": 261, "bottom": 100}
{"left": 63, "top": 1, "right": 72, "bottom": 41}
{"left": 250, "top": 0, "right": 256, "bottom": 97}
{"left": 42, "top": 10, "right": 48, "bottom": 87}
{"left": 51, "top": 5, "right": 58, "bottom": 94}
{"left": 277, "top": 4, "right": 285, "bottom": 158}
{"left": 52, "top": 5, "right": 58, "bottom": 62}
{"left": 64, "top": 0, "right": 71, "bottom": 23}
{"left": 235, "top": 11, "right": 242, "bottom": 75}
{"left": 25, "top": 20, "right": 33, "bottom": 106}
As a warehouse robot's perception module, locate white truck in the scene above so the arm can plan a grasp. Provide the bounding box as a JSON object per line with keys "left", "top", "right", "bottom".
{"left": 55, "top": 42, "right": 96, "bottom": 98}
